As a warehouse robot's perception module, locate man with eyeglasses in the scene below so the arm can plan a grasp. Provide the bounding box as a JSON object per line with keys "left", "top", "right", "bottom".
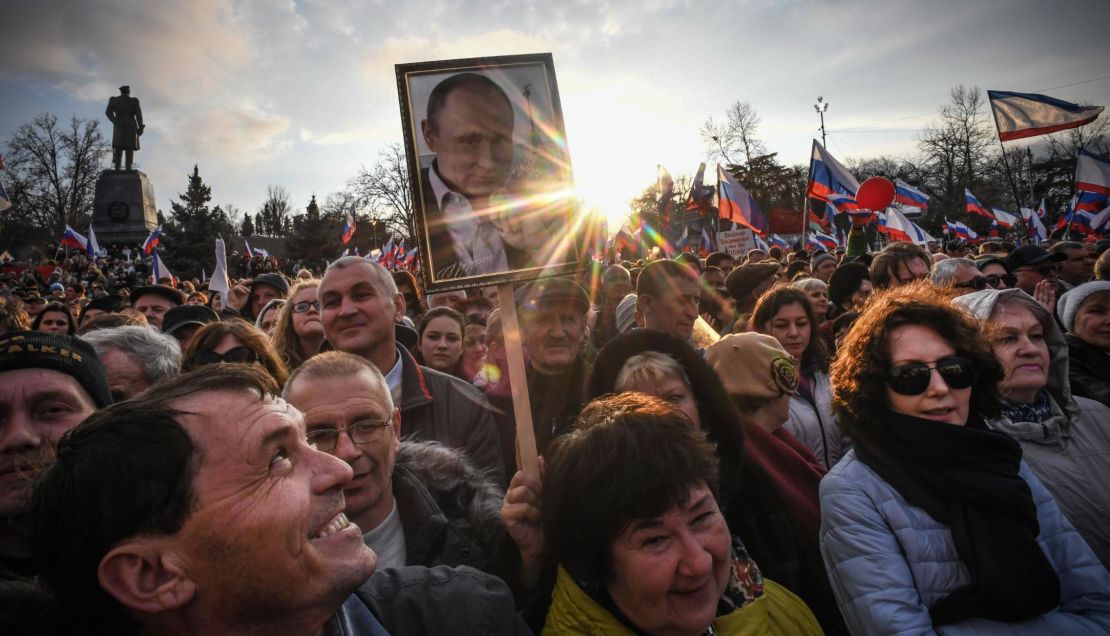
{"left": 1004, "top": 245, "right": 1066, "bottom": 298}
{"left": 283, "top": 351, "right": 508, "bottom": 573}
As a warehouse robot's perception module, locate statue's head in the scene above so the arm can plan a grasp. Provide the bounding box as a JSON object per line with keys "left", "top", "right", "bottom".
{"left": 119, "top": 85, "right": 130, "bottom": 95}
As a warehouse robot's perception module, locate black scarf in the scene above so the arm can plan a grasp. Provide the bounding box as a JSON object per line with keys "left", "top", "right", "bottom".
{"left": 853, "top": 409, "right": 1060, "bottom": 625}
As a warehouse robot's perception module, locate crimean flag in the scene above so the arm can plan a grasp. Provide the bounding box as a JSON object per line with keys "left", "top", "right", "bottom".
{"left": 988, "top": 90, "right": 1105, "bottom": 142}
{"left": 342, "top": 212, "right": 356, "bottom": 244}
{"left": 1021, "top": 207, "right": 1048, "bottom": 243}
{"left": 1075, "top": 148, "right": 1110, "bottom": 213}
{"left": 60, "top": 225, "right": 88, "bottom": 251}
{"left": 716, "top": 164, "right": 767, "bottom": 234}
{"left": 894, "top": 179, "right": 929, "bottom": 209}
{"left": 965, "top": 189, "right": 994, "bottom": 219}
{"left": 657, "top": 165, "right": 675, "bottom": 228}
{"left": 806, "top": 140, "right": 861, "bottom": 203}
{"left": 142, "top": 226, "right": 163, "bottom": 254}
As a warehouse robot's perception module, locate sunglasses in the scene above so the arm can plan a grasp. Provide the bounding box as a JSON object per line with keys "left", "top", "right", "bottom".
{"left": 984, "top": 274, "right": 1016, "bottom": 289}
{"left": 293, "top": 300, "right": 320, "bottom": 313}
{"left": 191, "top": 346, "right": 259, "bottom": 366}
{"left": 954, "top": 277, "right": 989, "bottom": 291}
{"left": 1016, "top": 265, "right": 1059, "bottom": 277}
{"left": 887, "top": 356, "right": 976, "bottom": 395}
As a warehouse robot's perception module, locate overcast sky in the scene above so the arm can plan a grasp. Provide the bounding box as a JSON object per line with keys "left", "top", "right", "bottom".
{"left": 2, "top": 0, "right": 1108, "bottom": 228}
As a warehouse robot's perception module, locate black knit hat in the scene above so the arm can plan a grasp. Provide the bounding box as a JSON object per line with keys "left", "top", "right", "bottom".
{"left": 0, "top": 331, "right": 113, "bottom": 407}
{"left": 251, "top": 273, "right": 290, "bottom": 296}
{"left": 725, "top": 263, "right": 779, "bottom": 300}
{"left": 828, "top": 262, "right": 871, "bottom": 309}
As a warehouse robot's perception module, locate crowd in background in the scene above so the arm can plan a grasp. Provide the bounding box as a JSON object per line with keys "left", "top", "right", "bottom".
{"left": 2, "top": 228, "right": 1110, "bottom": 635}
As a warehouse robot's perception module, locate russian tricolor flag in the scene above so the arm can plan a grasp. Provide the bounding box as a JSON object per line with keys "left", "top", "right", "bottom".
{"left": 946, "top": 220, "right": 978, "bottom": 241}
{"left": 341, "top": 212, "right": 356, "bottom": 244}
{"left": 991, "top": 208, "right": 1019, "bottom": 229}
{"left": 882, "top": 208, "right": 935, "bottom": 246}
{"left": 988, "top": 90, "right": 1105, "bottom": 142}
{"left": 142, "top": 226, "right": 163, "bottom": 254}
{"left": 770, "top": 234, "right": 789, "bottom": 249}
{"left": 827, "top": 192, "right": 860, "bottom": 213}
{"left": 86, "top": 225, "right": 101, "bottom": 258}
{"left": 965, "top": 189, "right": 994, "bottom": 219}
{"left": 152, "top": 252, "right": 178, "bottom": 287}
{"left": 716, "top": 165, "right": 767, "bottom": 235}
{"left": 806, "top": 140, "right": 860, "bottom": 204}
{"left": 894, "top": 179, "right": 929, "bottom": 209}
{"left": 60, "top": 225, "right": 88, "bottom": 251}
{"left": 1075, "top": 148, "right": 1110, "bottom": 213}
{"left": 811, "top": 231, "right": 838, "bottom": 250}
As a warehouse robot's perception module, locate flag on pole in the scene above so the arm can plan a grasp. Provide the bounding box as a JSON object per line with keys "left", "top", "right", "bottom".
{"left": 657, "top": 165, "right": 674, "bottom": 228}
{"left": 946, "top": 220, "right": 978, "bottom": 241}
{"left": 716, "top": 164, "right": 767, "bottom": 234}
{"left": 209, "top": 238, "right": 231, "bottom": 304}
{"left": 1085, "top": 203, "right": 1110, "bottom": 235}
{"left": 1037, "top": 198, "right": 1047, "bottom": 219}
{"left": 86, "top": 225, "right": 101, "bottom": 258}
{"left": 699, "top": 227, "right": 715, "bottom": 255}
{"left": 753, "top": 232, "right": 770, "bottom": 252}
{"left": 810, "top": 231, "right": 839, "bottom": 250}
{"left": 153, "top": 253, "right": 178, "bottom": 287}
{"left": 1020, "top": 207, "right": 1048, "bottom": 243}
{"left": 685, "top": 163, "right": 713, "bottom": 215}
{"left": 965, "top": 189, "right": 994, "bottom": 219}
{"left": 770, "top": 234, "right": 789, "bottom": 249}
{"left": 882, "top": 208, "right": 935, "bottom": 245}
{"left": 894, "top": 179, "right": 930, "bottom": 209}
{"left": 142, "top": 226, "right": 163, "bottom": 254}
{"left": 60, "top": 225, "right": 88, "bottom": 250}
{"left": 806, "top": 140, "right": 861, "bottom": 203}
{"left": 987, "top": 90, "right": 1105, "bottom": 141}
{"left": 990, "top": 208, "right": 1019, "bottom": 228}
{"left": 1075, "top": 148, "right": 1110, "bottom": 213}
{"left": 674, "top": 226, "right": 690, "bottom": 251}
{"left": 342, "top": 212, "right": 357, "bottom": 244}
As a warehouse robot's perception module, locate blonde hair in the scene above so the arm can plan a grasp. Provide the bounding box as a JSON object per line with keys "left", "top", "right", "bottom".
{"left": 270, "top": 279, "right": 320, "bottom": 370}
{"left": 615, "top": 351, "right": 692, "bottom": 393}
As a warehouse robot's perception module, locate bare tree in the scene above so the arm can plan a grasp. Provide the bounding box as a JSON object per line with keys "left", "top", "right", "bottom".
{"left": 348, "top": 143, "right": 415, "bottom": 242}
{"left": 2, "top": 113, "right": 106, "bottom": 234}
{"left": 701, "top": 101, "right": 767, "bottom": 166}
{"left": 256, "top": 185, "right": 293, "bottom": 236}
{"left": 918, "top": 85, "right": 997, "bottom": 219}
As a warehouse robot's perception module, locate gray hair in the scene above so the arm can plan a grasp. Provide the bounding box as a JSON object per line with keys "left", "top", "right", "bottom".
{"left": 80, "top": 325, "right": 181, "bottom": 384}
{"left": 792, "top": 277, "right": 828, "bottom": 294}
{"left": 930, "top": 258, "right": 978, "bottom": 285}
{"left": 323, "top": 256, "right": 398, "bottom": 296}
{"left": 615, "top": 351, "right": 691, "bottom": 393}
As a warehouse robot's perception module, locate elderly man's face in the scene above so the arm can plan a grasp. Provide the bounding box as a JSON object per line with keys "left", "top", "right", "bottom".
{"left": 0, "top": 369, "right": 95, "bottom": 516}
{"left": 423, "top": 85, "right": 515, "bottom": 202}
{"left": 169, "top": 392, "right": 375, "bottom": 617}
{"left": 133, "top": 294, "right": 175, "bottom": 329}
{"left": 286, "top": 370, "right": 400, "bottom": 533}
{"left": 521, "top": 304, "right": 585, "bottom": 374}
{"left": 99, "top": 349, "right": 149, "bottom": 402}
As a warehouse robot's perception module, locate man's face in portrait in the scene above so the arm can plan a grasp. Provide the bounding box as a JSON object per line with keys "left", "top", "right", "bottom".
{"left": 422, "top": 83, "right": 515, "bottom": 202}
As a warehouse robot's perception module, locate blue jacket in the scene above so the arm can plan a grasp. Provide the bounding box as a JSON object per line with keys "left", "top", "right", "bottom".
{"left": 819, "top": 451, "right": 1110, "bottom": 635}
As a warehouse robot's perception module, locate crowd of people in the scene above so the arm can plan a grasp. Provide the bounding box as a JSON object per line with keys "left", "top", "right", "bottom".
{"left": 2, "top": 225, "right": 1110, "bottom": 635}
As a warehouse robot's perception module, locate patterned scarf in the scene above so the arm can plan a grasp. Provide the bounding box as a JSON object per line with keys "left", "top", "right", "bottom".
{"left": 1000, "top": 390, "right": 1052, "bottom": 425}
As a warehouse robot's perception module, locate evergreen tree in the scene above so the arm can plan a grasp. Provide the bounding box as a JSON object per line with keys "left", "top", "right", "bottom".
{"left": 161, "top": 165, "right": 236, "bottom": 277}
{"left": 287, "top": 194, "right": 341, "bottom": 262}
{"left": 240, "top": 213, "right": 254, "bottom": 237}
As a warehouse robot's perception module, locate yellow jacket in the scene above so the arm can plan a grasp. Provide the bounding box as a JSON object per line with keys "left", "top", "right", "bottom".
{"left": 542, "top": 566, "right": 824, "bottom": 635}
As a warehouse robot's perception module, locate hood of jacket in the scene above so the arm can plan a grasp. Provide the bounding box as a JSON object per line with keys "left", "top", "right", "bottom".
{"left": 954, "top": 288, "right": 1079, "bottom": 442}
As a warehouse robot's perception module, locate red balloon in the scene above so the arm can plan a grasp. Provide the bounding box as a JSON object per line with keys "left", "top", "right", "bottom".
{"left": 856, "top": 176, "right": 896, "bottom": 211}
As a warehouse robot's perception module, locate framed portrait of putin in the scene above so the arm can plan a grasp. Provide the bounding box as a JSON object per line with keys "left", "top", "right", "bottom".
{"left": 397, "top": 53, "right": 583, "bottom": 293}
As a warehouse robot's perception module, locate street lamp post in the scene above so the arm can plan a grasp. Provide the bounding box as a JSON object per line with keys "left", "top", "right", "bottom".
{"left": 814, "top": 97, "right": 829, "bottom": 147}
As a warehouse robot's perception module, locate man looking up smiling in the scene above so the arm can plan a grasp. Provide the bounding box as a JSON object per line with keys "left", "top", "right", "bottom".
{"left": 30, "top": 365, "right": 526, "bottom": 635}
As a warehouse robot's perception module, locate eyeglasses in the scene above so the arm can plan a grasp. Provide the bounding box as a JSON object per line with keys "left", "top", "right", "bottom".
{"left": 293, "top": 300, "right": 320, "bottom": 313}
{"left": 190, "top": 346, "right": 259, "bottom": 366}
{"left": 306, "top": 419, "right": 391, "bottom": 453}
{"left": 1016, "top": 265, "right": 1059, "bottom": 277}
{"left": 954, "top": 277, "right": 989, "bottom": 291}
{"left": 887, "top": 356, "right": 976, "bottom": 396}
{"left": 984, "top": 274, "right": 1016, "bottom": 289}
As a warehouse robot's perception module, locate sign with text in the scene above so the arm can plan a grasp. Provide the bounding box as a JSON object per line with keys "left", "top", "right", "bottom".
{"left": 718, "top": 229, "right": 756, "bottom": 257}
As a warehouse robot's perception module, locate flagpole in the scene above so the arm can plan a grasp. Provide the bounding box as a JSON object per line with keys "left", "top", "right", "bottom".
{"left": 989, "top": 103, "right": 1031, "bottom": 242}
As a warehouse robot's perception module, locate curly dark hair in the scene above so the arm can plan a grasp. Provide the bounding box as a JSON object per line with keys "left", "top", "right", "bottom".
{"left": 751, "top": 285, "right": 828, "bottom": 372}
{"left": 183, "top": 319, "right": 289, "bottom": 387}
{"left": 542, "top": 392, "right": 719, "bottom": 585}
{"left": 829, "top": 280, "right": 1003, "bottom": 442}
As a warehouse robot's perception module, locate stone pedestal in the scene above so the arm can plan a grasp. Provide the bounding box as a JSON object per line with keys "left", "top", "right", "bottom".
{"left": 91, "top": 170, "right": 158, "bottom": 246}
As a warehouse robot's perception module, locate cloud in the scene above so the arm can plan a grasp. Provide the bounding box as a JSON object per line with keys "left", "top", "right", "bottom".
{"left": 166, "top": 105, "right": 291, "bottom": 163}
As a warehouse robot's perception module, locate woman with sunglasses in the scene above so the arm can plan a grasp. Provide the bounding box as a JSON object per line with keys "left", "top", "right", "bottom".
{"left": 976, "top": 256, "right": 1015, "bottom": 290}
{"left": 955, "top": 287, "right": 1110, "bottom": 569}
{"left": 183, "top": 320, "right": 289, "bottom": 386}
{"left": 270, "top": 279, "right": 325, "bottom": 370}
{"left": 821, "top": 281, "right": 1110, "bottom": 634}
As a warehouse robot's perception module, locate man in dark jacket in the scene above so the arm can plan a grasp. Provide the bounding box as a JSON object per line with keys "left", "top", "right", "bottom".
{"left": 30, "top": 364, "right": 527, "bottom": 635}
{"left": 285, "top": 352, "right": 508, "bottom": 572}
{"left": 489, "top": 278, "right": 590, "bottom": 480}
{"left": 318, "top": 256, "right": 504, "bottom": 483}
